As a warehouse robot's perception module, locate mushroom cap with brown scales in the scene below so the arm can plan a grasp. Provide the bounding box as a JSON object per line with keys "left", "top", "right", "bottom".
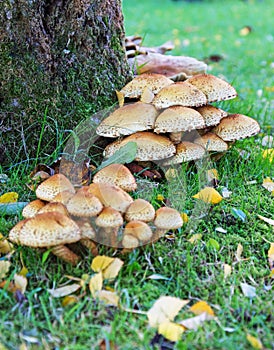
{"left": 37, "top": 202, "right": 69, "bottom": 216}
{"left": 212, "top": 114, "right": 261, "bottom": 141}
{"left": 160, "top": 141, "right": 206, "bottom": 166}
{"left": 186, "top": 74, "right": 237, "bottom": 102}
{"left": 154, "top": 207, "right": 183, "bottom": 231}
{"left": 122, "top": 234, "right": 139, "bottom": 249}
{"left": 96, "top": 102, "right": 159, "bottom": 137}
{"left": 14, "top": 212, "right": 81, "bottom": 248}
{"left": 22, "top": 199, "right": 46, "bottom": 218}
{"left": 195, "top": 105, "right": 228, "bottom": 127}
{"left": 103, "top": 132, "right": 176, "bottom": 162}
{"left": 66, "top": 189, "right": 103, "bottom": 217}
{"left": 93, "top": 163, "right": 137, "bottom": 192}
{"left": 51, "top": 190, "right": 75, "bottom": 205}
{"left": 120, "top": 73, "right": 174, "bottom": 98}
{"left": 9, "top": 219, "right": 30, "bottom": 244}
{"left": 125, "top": 199, "right": 155, "bottom": 222}
{"left": 36, "top": 174, "right": 75, "bottom": 201}
{"left": 95, "top": 207, "right": 123, "bottom": 229}
{"left": 152, "top": 82, "right": 207, "bottom": 109}
{"left": 194, "top": 132, "right": 229, "bottom": 152}
{"left": 124, "top": 221, "right": 153, "bottom": 243}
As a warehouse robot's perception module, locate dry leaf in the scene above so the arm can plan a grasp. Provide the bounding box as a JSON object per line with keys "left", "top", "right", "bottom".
{"left": 102, "top": 258, "right": 124, "bottom": 280}
{"left": 181, "top": 213, "right": 189, "bottom": 223}
{"left": 99, "top": 339, "right": 118, "bottom": 350}
{"left": 262, "top": 177, "right": 274, "bottom": 193}
{"left": 48, "top": 283, "right": 81, "bottom": 298}
{"left": 62, "top": 295, "right": 79, "bottom": 307}
{"left": 97, "top": 290, "right": 119, "bottom": 306}
{"left": 268, "top": 243, "right": 274, "bottom": 269}
{"left": 14, "top": 274, "right": 27, "bottom": 294}
{"left": 180, "top": 312, "right": 214, "bottom": 330}
{"left": 147, "top": 296, "right": 189, "bottom": 328}
{"left": 158, "top": 321, "right": 185, "bottom": 342}
{"left": 89, "top": 272, "right": 103, "bottom": 297}
{"left": 235, "top": 243, "right": 243, "bottom": 261}
{"left": 190, "top": 301, "right": 215, "bottom": 317}
{"left": 116, "top": 90, "right": 125, "bottom": 107}
{"left": 0, "top": 233, "right": 13, "bottom": 255}
{"left": 187, "top": 233, "right": 202, "bottom": 244}
{"left": 0, "top": 261, "right": 11, "bottom": 279}
{"left": 193, "top": 187, "right": 223, "bottom": 204}
{"left": 91, "top": 256, "right": 114, "bottom": 272}
{"left": 240, "top": 283, "right": 256, "bottom": 298}
{"left": 246, "top": 334, "right": 263, "bottom": 349}
{"left": 0, "top": 192, "right": 18, "bottom": 203}
{"left": 223, "top": 264, "right": 232, "bottom": 279}
{"left": 257, "top": 214, "right": 274, "bottom": 226}
{"left": 207, "top": 168, "right": 219, "bottom": 182}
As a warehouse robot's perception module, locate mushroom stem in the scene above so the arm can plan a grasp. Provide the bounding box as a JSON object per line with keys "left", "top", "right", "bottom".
{"left": 80, "top": 238, "right": 98, "bottom": 256}
{"left": 51, "top": 244, "right": 80, "bottom": 265}
{"left": 169, "top": 131, "right": 182, "bottom": 144}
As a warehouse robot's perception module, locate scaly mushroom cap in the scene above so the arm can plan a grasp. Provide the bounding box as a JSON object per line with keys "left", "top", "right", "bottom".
{"left": 154, "top": 207, "right": 183, "bottom": 230}
{"left": 9, "top": 219, "right": 29, "bottom": 244}
{"left": 125, "top": 199, "right": 155, "bottom": 222}
{"left": 212, "top": 114, "right": 260, "bottom": 141}
{"left": 66, "top": 189, "right": 103, "bottom": 217}
{"left": 122, "top": 234, "right": 139, "bottom": 249}
{"left": 37, "top": 202, "right": 69, "bottom": 216}
{"left": 22, "top": 199, "right": 46, "bottom": 218}
{"left": 36, "top": 174, "right": 75, "bottom": 201}
{"left": 186, "top": 74, "right": 237, "bottom": 102}
{"left": 120, "top": 73, "right": 174, "bottom": 98}
{"left": 161, "top": 141, "right": 206, "bottom": 165}
{"left": 93, "top": 163, "right": 137, "bottom": 192}
{"left": 196, "top": 105, "right": 228, "bottom": 127}
{"left": 96, "top": 102, "right": 159, "bottom": 137}
{"left": 152, "top": 82, "right": 207, "bottom": 109}
{"left": 194, "top": 132, "right": 228, "bottom": 152}
{"left": 51, "top": 190, "right": 75, "bottom": 205}
{"left": 124, "top": 221, "right": 153, "bottom": 242}
{"left": 17, "top": 212, "right": 81, "bottom": 247}
{"left": 104, "top": 132, "right": 176, "bottom": 161}
{"left": 95, "top": 207, "right": 123, "bottom": 228}
{"left": 154, "top": 106, "right": 205, "bottom": 133}
{"left": 89, "top": 183, "right": 133, "bottom": 213}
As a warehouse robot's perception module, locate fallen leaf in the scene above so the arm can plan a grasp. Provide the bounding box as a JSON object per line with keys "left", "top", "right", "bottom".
{"left": 0, "top": 192, "right": 18, "bottom": 203}
{"left": 158, "top": 321, "right": 185, "bottom": 342}
{"left": 89, "top": 272, "right": 103, "bottom": 297}
{"left": 240, "top": 282, "right": 256, "bottom": 298}
{"left": 236, "top": 243, "right": 243, "bottom": 261}
{"left": 62, "top": 295, "right": 79, "bottom": 307}
{"left": 116, "top": 90, "right": 125, "bottom": 107}
{"left": 180, "top": 213, "right": 189, "bottom": 223}
{"left": 48, "top": 283, "right": 81, "bottom": 298}
{"left": 206, "top": 168, "right": 219, "bottom": 183}
{"left": 239, "top": 25, "right": 252, "bottom": 36}
{"left": 231, "top": 208, "right": 246, "bottom": 222}
{"left": 223, "top": 264, "right": 232, "bottom": 279}
{"left": 187, "top": 233, "right": 202, "bottom": 244}
{"left": 99, "top": 339, "right": 118, "bottom": 350}
{"left": 147, "top": 274, "right": 170, "bottom": 281}
{"left": 97, "top": 290, "right": 119, "bottom": 306}
{"left": 147, "top": 296, "right": 189, "bottom": 328}
{"left": 262, "top": 177, "right": 274, "bottom": 193}
{"left": 257, "top": 214, "right": 274, "bottom": 226}
{"left": 215, "top": 227, "right": 227, "bottom": 233}
{"left": 102, "top": 258, "right": 124, "bottom": 280}
{"left": 246, "top": 334, "right": 263, "bottom": 349}
{"left": 14, "top": 274, "right": 27, "bottom": 294}
{"left": 0, "top": 261, "right": 11, "bottom": 279}
{"left": 180, "top": 312, "right": 214, "bottom": 330}
{"left": 91, "top": 256, "right": 114, "bottom": 272}
{"left": 0, "top": 233, "right": 13, "bottom": 254}
{"left": 262, "top": 148, "right": 274, "bottom": 163}
{"left": 193, "top": 187, "right": 223, "bottom": 204}
{"left": 0, "top": 202, "right": 28, "bottom": 215}
{"left": 190, "top": 301, "right": 215, "bottom": 317}
{"left": 268, "top": 243, "right": 274, "bottom": 269}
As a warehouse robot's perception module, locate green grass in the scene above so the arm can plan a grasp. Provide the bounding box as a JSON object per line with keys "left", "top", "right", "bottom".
{"left": 1, "top": 0, "right": 274, "bottom": 349}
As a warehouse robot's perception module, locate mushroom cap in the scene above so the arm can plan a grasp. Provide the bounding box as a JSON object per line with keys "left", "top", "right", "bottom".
{"left": 51, "top": 190, "right": 75, "bottom": 205}
{"left": 95, "top": 207, "right": 123, "bottom": 228}
{"left": 212, "top": 114, "right": 260, "bottom": 141}
{"left": 161, "top": 141, "right": 206, "bottom": 165}
{"left": 196, "top": 105, "right": 228, "bottom": 127}
{"left": 122, "top": 234, "right": 139, "bottom": 249}
{"left": 194, "top": 132, "right": 228, "bottom": 152}
{"left": 18, "top": 212, "right": 81, "bottom": 247}
{"left": 104, "top": 132, "right": 176, "bottom": 161}
{"left": 186, "top": 74, "right": 237, "bottom": 102}
{"left": 125, "top": 199, "right": 155, "bottom": 222}
{"left": 93, "top": 163, "right": 137, "bottom": 192}
{"left": 152, "top": 82, "right": 207, "bottom": 109}
{"left": 66, "top": 189, "right": 103, "bottom": 217}
{"left": 154, "top": 106, "right": 205, "bottom": 134}
{"left": 9, "top": 219, "right": 29, "bottom": 243}
{"left": 22, "top": 199, "right": 46, "bottom": 218}
{"left": 36, "top": 174, "right": 75, "bottom": 201}
{"left": 89, "top": 183, "right": 133, "bottom": 213}
{"left": 37, "top": 202, "right": 69, "bottom": 216}
{"left": 154, "top": 207, "right": 183, "bottom": 230}
{"left": 96, "top": 102, "right": 159, "bottom": 137}
{"left": 124, "top": 220, "right": 153, "bottom": 242}
{"left": 120, "top": 73, "right": 174, "bottom": 98}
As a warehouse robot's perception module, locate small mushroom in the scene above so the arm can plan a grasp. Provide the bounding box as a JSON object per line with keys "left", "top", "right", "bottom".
{"left": 125, "top": 199, "right": 155, "bottom": 222}
{"left": 37, "top": 202, "right": 69, "bottom": 216}
{"left": 123, "top": 220, "right": 153, "bottom": 246}
{"left": 22, "top": 199, "right": 46, "bottom": 218}
{"left": 51, "top": 190, "right": 75, "bottom": 205}
{"left": 66, "top": 188, "right": 103, "bottom": 217}
{"left": 196, "top": 105, "right": 228, "bottom": 127}
{"left": 93, "top": 163, "right": 137, "bottom": 192}
{"left": 36, "top": 174, "right": 75, "bottom": 201}
{"left": 194, "top": 132, "right": 228, "bottom": 152}
{"left": 95, "top": 207, "right": 123, "bottom": 246}
{"left": 153, "top": 207, "right": 183, "bottom": 240}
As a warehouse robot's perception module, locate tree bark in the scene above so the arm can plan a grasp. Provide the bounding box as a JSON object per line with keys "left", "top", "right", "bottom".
{"left": 0, "top": 0, "right": 131, "bottom": 164}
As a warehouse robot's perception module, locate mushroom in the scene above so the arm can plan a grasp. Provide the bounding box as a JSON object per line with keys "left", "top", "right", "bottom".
{"left": 125, "top": 199, "right": 155, "bottom": 222}
{"left": 103, "top": 132, "right": 176, "bottom": 162}
{"left": 66, "top": 187, "right": 103, "bottom": 217}
{"left": 195, "top": 105, "right": 228, "bottom": 127}
{"left": 93, "top": 163, "right": 137, "bottom": 192}
{"left": 153, "top": 207, "right": 183, "bottom": 240}
{"left": 96, "top": 102, "right": 159, "bottom": 137}
{"left": 51, "top": 190, "right": 75, "bottom": 205}
{"left": 154, "top": 106, "right": 205, "bottom": 144}
{"left": 36, "top": 174, "right": 75, "bottom": 201}
{"left": 22, "top": 199, "right": 46, "bottom": 218}
{"left": 186, "top": 74, "right": 237, "bottom": 102}
{"left": 152, "top": 82, "right": 207, "bottom": 109}
{"left": 212, "top": 114, "right": 260, "bottom": 141}
{"left": 95, "top": 207, "right": 123, "bottom": 246}
{"left": 123, "top": 220, "right": 153, "bottom": 247}
{"left": 194, "top": 132, "right": 229, "bottom": 152}
{"left": 37, "top": 202, "right": 69, "bottom": 216}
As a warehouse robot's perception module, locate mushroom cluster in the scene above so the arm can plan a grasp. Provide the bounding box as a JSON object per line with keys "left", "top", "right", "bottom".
{"left": 9, "top": 166, "right": 183, "bottom": 265}
{"left": 96, "top": 73, "right": 260, "bottom": 165}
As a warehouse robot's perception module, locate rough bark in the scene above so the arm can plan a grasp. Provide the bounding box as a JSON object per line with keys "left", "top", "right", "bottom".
{"left": 0, "top": 0, "right": 131, "bottom": 164}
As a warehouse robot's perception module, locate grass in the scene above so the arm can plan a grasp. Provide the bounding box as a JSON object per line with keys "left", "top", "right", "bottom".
{"left": 1, "top": 0, "right": 274, "bottom": 349}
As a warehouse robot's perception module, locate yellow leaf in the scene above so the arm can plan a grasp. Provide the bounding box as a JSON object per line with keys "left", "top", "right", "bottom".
{"left": 223, "top": 264, "right": 232, "bottom": 279}
{"left": 91, "top": 255, "right": 114, "bottom": 272}
{"left": 193, "top": 187, "right": 223, "bottom": 204}
{"left": 13, "top": 274, "right": 27, "bottom": 294}
{"left": 262, "top": 148, "right": 274, "bottom": 163}
{"left": 115, "top": 90, "right": 124, "bottom": 107}
{"left": 270, "top": 269, "right": 274, "bottom": 278}
{"left": 62, "top": 295, "right": 79, "bottom": 307}
{"left": 268, "top": 243, "right": 274, "bottom": 269}
{"left": 89, "top": 272, "right": 103, "bottom": 297}
{"left": 190, "top": 301, "right": 215, "bottom": 317}
{"left": 257, "top": 214, "right": 274, "bottom": 226}
{"left": 180, "top": 213, "right": 189, "bottom": 223}
{"left": 147, "top": 296, "right": 189, "bottom": 328}
{"left": 187, "top": 233, "right": 202, "bottom": 244}
{"left": 236, "top": 243, "right": 243, "bottom": 261}
{"left": 156, "top": 194, "right": 165, "bottom": 201}
{"left": 158, "top": 322, "right": 185, "bottom": 342}
{"left": 262, "top": 177, "right": 274, "bottom": 193}
{"left": 0, "top": 233, "right": 13, "bottom": 255}
{"left": 207, "top": 168, "right": 219, "bottom": 182}
{"left": 0, "top": 261, "right": 11, "bottom": 280}
{"left": 180, "top": 312, "right": 214, "bottom": 330}
{"left": 0, "top": 192, "right": 18, "bottom": 203}
{"left": 97, "top": 290, "right": 119, "bottom": 306}
{"left": 102, "top": 258, "right": 124, "bottom": 280}
{"left": 48, "top": 283, "right": 81, "bottom": 298}
{"left": 246, "top": 334, "right": 263, "bottom": 349}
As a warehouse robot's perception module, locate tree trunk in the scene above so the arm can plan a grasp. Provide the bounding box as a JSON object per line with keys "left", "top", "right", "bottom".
{"left": 0, "top": 0, "right": 131, "bottom": 164}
